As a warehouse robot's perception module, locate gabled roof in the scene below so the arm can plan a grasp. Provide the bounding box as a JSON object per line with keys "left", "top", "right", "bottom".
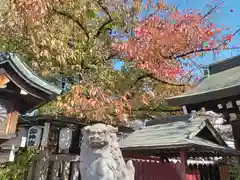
{"left": 120, "top": 115, "right": 239, "bottom": 156}
{"left": 0, "top": 52, "right": 61, "bottom": 95}
{"left": 0, "top": 52, "right": 62, "bottom": 113}
{"left": 166, "top": 59, "right": 240, "bottom": 106}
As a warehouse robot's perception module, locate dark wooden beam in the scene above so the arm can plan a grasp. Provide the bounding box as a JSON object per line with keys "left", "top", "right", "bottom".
{"left": 19, "top": 115, "right": 134, "bottom": 133}
{"left": 180, "top": 151, "right": 188, "bottom": 180}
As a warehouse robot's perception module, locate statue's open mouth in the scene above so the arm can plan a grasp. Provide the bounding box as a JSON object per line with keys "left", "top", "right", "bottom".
{"left": 89, "top": 140, "right": 108, "bottom": 148}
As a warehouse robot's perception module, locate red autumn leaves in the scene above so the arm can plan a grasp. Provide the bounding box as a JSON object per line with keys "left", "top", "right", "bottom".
{"left": 112, "top": 10, "right": 230, "bottom": 84}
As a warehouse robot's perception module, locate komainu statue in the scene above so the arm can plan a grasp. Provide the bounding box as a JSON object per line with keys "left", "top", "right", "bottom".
{"left": 80, "top": 123, "right": 135, "bottom": 180}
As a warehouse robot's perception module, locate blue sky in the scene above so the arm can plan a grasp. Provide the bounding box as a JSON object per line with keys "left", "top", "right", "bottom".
{"left": 166, "top": 0, "right": 240, "bottom": 61}
{"left": 114, "top": 0, "right": 240, "bottom": 74}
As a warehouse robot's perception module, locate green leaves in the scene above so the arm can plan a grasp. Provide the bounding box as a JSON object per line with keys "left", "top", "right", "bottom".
{"left": 0, "top": 148, "right": 39, "bottom": 180}
{"left": 230, "top": 160, "right": 240, "bottom": 180}
{"left": 86, "top": 8, "right": 98, "bottom": 18}
{"left": 203, "top": 41, "right": 209, "bottom": 47}
{"left": 170, "top": 19, "right": 176, "bottom": 24}
{"left": 105, "top": 21, "right": 119, "bottom": 29}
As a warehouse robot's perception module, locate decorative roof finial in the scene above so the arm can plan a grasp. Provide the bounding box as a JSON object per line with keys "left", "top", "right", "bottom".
{"left": 188, "top": 110, "right": 197, "bottom": 121}
{"left": 201, "top": 107, "right": 206, "bottom": 112}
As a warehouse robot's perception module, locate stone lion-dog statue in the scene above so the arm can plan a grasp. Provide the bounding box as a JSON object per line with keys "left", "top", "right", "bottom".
{"left": 80, "top": 123, "right": 135, "bottom": 180}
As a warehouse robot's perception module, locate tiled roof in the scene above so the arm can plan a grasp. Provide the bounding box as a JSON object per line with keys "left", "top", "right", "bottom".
{"left": 166, "top": 55, "right": 240, "bottom": 105}
{"left": 120, "top": 114, "right": 238, "bottom": 155}
{"left": 120, "top": 116, "right": 208, "bottom": 149}
{"left": 169, "top": 65, "right": 240, "bottom": 98}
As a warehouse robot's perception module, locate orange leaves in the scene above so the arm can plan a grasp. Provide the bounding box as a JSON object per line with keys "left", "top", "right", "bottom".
{"left": 56, "top": 85, "right": 133, "bottom": 122}
{"left": 143, "top": 0, "right": 176, "bottom": 12}
{"left": 142, "top": 91, "right": 155, "bottom": 105}
{"left": 206, "top": 30, "right": 215, "bottom": 37}
{"left": 54, "top": 84, "right": 159, "bottom": 122}
{"left": 142, "top": 94, "right": 149, "bottom": 105}
{"left": 158, "top": 1, "right": 166, "bottom": 10}
{"left": 14, "top": 0, "right": 51, "bottom": 24}
{"left": 224, "top": 34, "right": 233, "bottom": 42}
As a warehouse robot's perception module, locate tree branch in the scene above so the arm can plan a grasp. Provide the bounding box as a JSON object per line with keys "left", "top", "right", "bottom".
{"left": 133, "top": 105, "right": 181, "bottom": 113}
{"left": 215, "top": 28, "right": 240, "bottom": 49}
{"left": 201, "top": 2, "right": 223, "bottom": 20}
{"left": 175, "top": 44, "right": 240, "bottom": 59}
{"left": 93, "top": 0, "right": 113, "bottom": 38}
{"left": 106, "top": 53, "right": 118, "bottom": 61}
{"left": 172, "top": 27, "right": 240, "bottom": 60}
{"left": 132, "top": 72, "right": 186, "bottom": 87}
{"left": 127, "top": 30, "right": 240, "bottom": 87}
{"left": 174, "top": 3, "right": 240, "bottom": 60}
{"left": 52, "top": 8, "right": 90, "bottom": 40}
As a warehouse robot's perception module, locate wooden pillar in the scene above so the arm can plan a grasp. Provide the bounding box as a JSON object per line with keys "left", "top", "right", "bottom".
{"left": 182, "top": 106, "right": 188, "bottom": 115}
{"left": 180, "top": 151, "right": 188, "bottom": 180}
{"left": 33, "top": 151, "right": 50, "bottom": 180}
{"left": 40, "top": 122, "right": 50, "bottom": 150}
{"left": 69, "top": 125, "right": 81, "bottom": 154}
{"left": 231, "top": 121, "right": 240, "bottom": 164}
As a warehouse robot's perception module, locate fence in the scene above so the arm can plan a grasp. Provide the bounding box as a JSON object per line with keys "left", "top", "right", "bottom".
{"left": 133, "top": 159, "right": 183, "bottom": 180}
{"left": 25, "top": 153, "right": 231, "bottom": 180}
{"left": 27, "top": 154, "right": 183, "bottom": 180}
{"left": 27, "top": 153, "right": 80, "bottom": 180}
{"left": 188, "top": 163, "right": 231, "bottom": 180}
{"left": 132, "top": 158, "right": 231, "bottom": 180}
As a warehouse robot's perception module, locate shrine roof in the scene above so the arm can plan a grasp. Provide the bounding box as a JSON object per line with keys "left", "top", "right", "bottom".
{"left": 120, "top": 115, "right": 240, "bottom": 156}
{"left": 166, "top": 55, "right": 240, "bottom": 106}
{"left": 0, "top": 52, "right": 61, "bottom": 95}
{"left": 19, "top": 115, "right": 134, "bottom": 133}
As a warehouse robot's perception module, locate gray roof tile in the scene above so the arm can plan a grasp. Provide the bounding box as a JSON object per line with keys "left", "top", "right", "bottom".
{"left": 119, "top": 115, "right": 240, "bottom": 156}
{"left": 168, "top": 65, "right": 240, "bottom": 99}
{"left": 120, "top": 116, "right": 207, "bottom": 149}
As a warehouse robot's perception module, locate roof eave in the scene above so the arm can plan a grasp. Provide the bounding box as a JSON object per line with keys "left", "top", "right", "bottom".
{"left": 23, "top": 93, "right": 59, "bottom": 114}
{"left": 166, "top": 84, "right": 240, "bottom": 106}
{"left": 121, "top": 144, "right": 240, "bottom": 156}
{"left": 120, "top": 144, "right": 192, "bottom": 151}
{"left": 193, "top": 144, "right": 240, "bottom": 156}
{"left": 0, "top": 52, "right": 62, "bottom": 96}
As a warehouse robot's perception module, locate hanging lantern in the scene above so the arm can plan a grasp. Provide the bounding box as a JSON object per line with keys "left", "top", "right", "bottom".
{"left": 59, "top": 128, "right": 72, "bottom": 150}
{"left": 27, "top": 126, "right": 42, "bottom": 148}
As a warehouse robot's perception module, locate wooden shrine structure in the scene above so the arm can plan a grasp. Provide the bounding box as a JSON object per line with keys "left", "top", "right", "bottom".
{"left": 15, "top": 115, "right": 134, "bottom": 154}
{"left": 0, "top": 52, "right": 61, "bottom": 162}
{"left": 0, "top": 52, "right": 133, "bottom": 164}
{"left": 120, "top": 114, "right": 240, "bottom": 180}
{"left": 166, "top": 55, "right": 240, "bottom": 152}
{"left": 11, "top": 115, "right": 134, "bottom": 180}
{"left": 18, "top": 113, "right": 238, "bottom": 180}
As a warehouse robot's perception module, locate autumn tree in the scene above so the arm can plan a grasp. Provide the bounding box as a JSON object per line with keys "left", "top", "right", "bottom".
{"left": 0, "top": 0, "right": 238, "bottom": 123}
{"left": 0, "top": 0, "right": 158, "bottom": 122}
{"left": 110, "top": 1, "right": 240, "bottom": 119}
{"left": 113, "top": 2, "right": 239, "bottom": 85}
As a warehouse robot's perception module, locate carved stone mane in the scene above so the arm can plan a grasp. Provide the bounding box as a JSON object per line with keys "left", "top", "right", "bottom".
{"left": 80, "top": 123, "right": 135, "bottom": 180}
